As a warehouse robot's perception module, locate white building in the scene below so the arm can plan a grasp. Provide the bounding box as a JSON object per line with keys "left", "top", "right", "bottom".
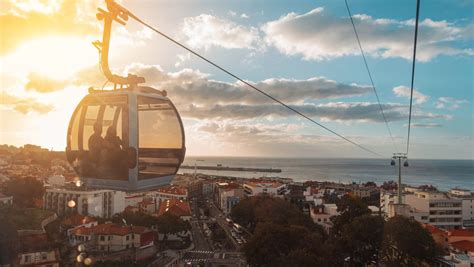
{"left": 0, "top": 192, "right": 13, "bottom": 206}
{"left": 44, "top": 187, "right": 126, "bottom": 218}
{"left": 310, "top": 204, "right": 339, "bottom": 231}
{"left": 149, "top": 185, "right": 188, "bottom": 209}
{"left": 448, "top": 188, "right": 474, "bottom": 229}
{"left": 214, "top": 182, "right": 244, "bottom": 214}
{"left": 243, "top": 181, "right": 287, "bottom": 197}
{"left": 393, "top": 191, "right": 463, "bottom": 230}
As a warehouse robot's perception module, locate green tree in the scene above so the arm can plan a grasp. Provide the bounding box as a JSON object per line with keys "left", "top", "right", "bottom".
{"left": 3, "top": 177, "right": 44, "bottom": 208}
{"left": 339, "top": 215, "right": 385, "bottom": 266}
{"left": 111, "top": 210, "right": 158, "bottom": 227}
{"left": 243, "top": 223, "right": 327, "bottom": 267}
{"left": 156, "top": 213, "right": 190, "bottom": 240}
{"left": 331, "top": 194, "right": 371, "bottom": 235}
{"left": 231, "top": 196, "right": 325, "bottom": 236}
{"left": 380, "top": 216, "right": 441, "bottom": 266}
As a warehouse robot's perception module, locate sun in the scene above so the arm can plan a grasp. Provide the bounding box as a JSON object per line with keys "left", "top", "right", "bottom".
{"left": 1, "top": 36, "right": 97, "bottom": 79}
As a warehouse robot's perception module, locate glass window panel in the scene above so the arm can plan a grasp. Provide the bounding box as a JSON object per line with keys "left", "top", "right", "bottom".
{"left": 137, "top": 96, "right": 183, "bottom": 180}
{"left": 69, "top": 106, "right": 82, "bottom": 150}
{"left": 83, "top": 105, "right": 100, "bottom": 151}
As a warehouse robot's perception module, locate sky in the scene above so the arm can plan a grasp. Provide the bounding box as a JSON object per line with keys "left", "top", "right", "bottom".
{"left": 0, "top": 0, "right": 473, "bottom": 159}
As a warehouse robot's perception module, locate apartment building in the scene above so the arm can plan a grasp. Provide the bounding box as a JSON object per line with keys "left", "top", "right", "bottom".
{"left": 149, "top": 185, "right": 188, "bottom": 210}
{"left": 448, "top": 188, "right": 474, "bottom": 228}
{"left": 72, "top": 223, "right": 154, "bottom": 252}
{"left": 43, "top": 187, "right": 126, "bottom": 218}
{"left": 243, "top": 181, "right": 288, "bottom": 198}
{"left": 404, "top": 191, "right": 463, "bottom": 229}
{"left": 214, "top": 182, "right": 245, "bottom": 214}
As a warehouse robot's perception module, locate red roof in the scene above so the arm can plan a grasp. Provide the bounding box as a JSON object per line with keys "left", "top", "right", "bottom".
{"left": 74, "top": 226, "right": 94, "bottom": 236}
{"left": 423, "top": 224, "right": 447, "bottom": 237}
{"left": 18, "top": 233, "right": 51, "bottom": 252}
{"left": 449, "top": 229, "right": 474, "bottom": 237}
{"left": 156, "top": 185, "right": 188, "bottom": 196}
{"left": 157, "top": 199, "right": 191, "bottom": 217}
{"left": 451, "top": 240, "right": 474, "bottom": 252}
{"left": 92, "top": 223, "right": 149, "bottom": 236}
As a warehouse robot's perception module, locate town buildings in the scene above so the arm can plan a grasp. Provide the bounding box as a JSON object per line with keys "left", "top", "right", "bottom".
{"left": 43, "top": 186, "right": 126, "bottom": 218}
{"left": 214, "top": 182, "right": 245, "bottom": 214}
{"left": 0, "top": 192, "right": 13, "bottom": 206}
{"left": 71, "top": 222, "right": 155, "bottom": 252}
{"left": 243, "top": 181, "right": 288, "bottom": 197}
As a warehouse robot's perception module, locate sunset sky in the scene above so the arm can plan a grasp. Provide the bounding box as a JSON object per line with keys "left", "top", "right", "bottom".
{"left": 0, "top": 0, "right": 473, "bottom": 159}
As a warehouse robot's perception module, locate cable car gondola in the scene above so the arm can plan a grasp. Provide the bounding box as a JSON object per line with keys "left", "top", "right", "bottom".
{"left": 66, "top": 0, "right": 185, "bottom": 191}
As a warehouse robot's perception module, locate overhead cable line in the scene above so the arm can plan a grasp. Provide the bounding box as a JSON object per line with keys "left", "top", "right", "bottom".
{"left": 344, "top": 0, "right": 399, "bottom": 153}
{"left": 406, "top": 0, "right": 421, "bottom": 155}
{"left": 118, "top": 4, "right": 385, "bottom": 158}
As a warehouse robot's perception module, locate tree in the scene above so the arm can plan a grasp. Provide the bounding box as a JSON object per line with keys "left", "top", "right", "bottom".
{"left": 339, "top": 215, "right": 385, "bottom": 266}
{"left": 111, "top": 210, "right": 158, "bottom": 227}
{"left": 380, "top": 216, "right": 441, "bottom": 266}
{"left": 3, "top": 177, "right": 44, "bottom": 208}
{"left": 156, "top": 213, "right": 190, "bottom": 240}
{"left": 243, "top": 223, "right": 327, "bottom": 267}
{"left": 231, "top": 196, "right": 325, "bottom": 236}
{"left": 331, "top": 194, "right": 371, "bottom": 235}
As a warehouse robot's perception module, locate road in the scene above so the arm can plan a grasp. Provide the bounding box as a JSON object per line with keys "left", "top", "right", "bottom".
{"left": 208, "top": 202, "right": 241, "bottom": 250}
{"left": 190, "top": 199, "right": 213, "bottom": 251}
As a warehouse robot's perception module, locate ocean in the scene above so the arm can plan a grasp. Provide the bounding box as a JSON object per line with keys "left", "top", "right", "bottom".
{"left": 180, "top": 157, "right": 474, "bottom": 191}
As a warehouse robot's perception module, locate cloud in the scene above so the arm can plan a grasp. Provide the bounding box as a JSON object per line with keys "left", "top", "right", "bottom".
{"left": 241, "top": 13, "right": 250, "bottom": 19}
{"left": 409, "top": 123, "right": 443, "bottom": 128}
{"left": 435, "top": 96, "right": 469, "bottom": 110}
{"left": 181, "top": 14, "right": 263, "bottom": 50}
{"left": 0, "top": 92, "right": 53, "bottom": 114}
{"left": 262, "top": 8, "right": 473, "bottom": 61}
{"left": 124, "top": 65, "right": 373, "bottom": 106}
{"left": 392, "top": 86, "right": 429, "bottom": 104}
{"left": 181, "top": 102, "right": 450, "bottom": 122}
{"left": 25, "top": 73, "right": 67, "bottom": 93}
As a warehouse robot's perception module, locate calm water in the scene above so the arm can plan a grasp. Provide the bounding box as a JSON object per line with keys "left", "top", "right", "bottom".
{"left": 180, "top": 157, "right": 474, "bottom": 191}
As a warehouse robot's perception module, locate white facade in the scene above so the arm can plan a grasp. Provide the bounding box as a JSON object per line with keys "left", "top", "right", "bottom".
{"left": 243, "top": 182, "right": 287, "bottom": 197}
{"left": 449, "top": 188, "right": 474, "bottom": 228}
{"left": 44, "top": 188, "right": 126, "bottom": 218}
{"left": 404, "top": 191, "right": 463, "bottom": 229}
{"left": 0, "top": 193, "right": 13, "bottom": 206}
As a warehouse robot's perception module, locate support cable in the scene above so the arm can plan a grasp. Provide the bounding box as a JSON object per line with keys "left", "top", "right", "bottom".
{"left": 119, "top": 5, "right": 386, "bottom": 158}
{"left": 406, "top": 0, "right": 421, "bottom": 155}
{"left": 344, "top": 0, "right": 399, "bottom": 153}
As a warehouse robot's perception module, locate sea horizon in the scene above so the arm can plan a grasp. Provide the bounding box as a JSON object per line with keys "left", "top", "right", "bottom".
{"left": 181, "top": 156, "right": 474, "bottom": 191}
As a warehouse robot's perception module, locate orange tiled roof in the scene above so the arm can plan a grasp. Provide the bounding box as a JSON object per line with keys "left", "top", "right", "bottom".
{"left": 74, "top": 226, "right": 94, "bottom": 236}
{"left": 451, "top": 240, "right": 474, "bottom": 252}
{"left": 423, "top": 224, "right": 447, "bottom": 236}
{"left": 156, "top": 185, "right": 188, "bottom": 196}
{"left": 449, "top": 229, "right": 474, "bottom": 237}
{"left": 157, "top": 199, "right": 191, "bottom": 217}
{"left": 92, "top": 223, "right": 149, "bottom": 236}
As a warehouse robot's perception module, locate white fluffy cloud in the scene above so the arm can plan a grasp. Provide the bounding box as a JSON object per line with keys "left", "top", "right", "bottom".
{"left": 181, "top": 14, "right": 262, "bottom": 50}
{"left": 435, "top": 97, "right": 468, "bottom": 110}
{"left": 262, "top": 8, "right": 473, "bottom": 61}
{"left": 392, "top": 85, "right": 429, "bottom": 104}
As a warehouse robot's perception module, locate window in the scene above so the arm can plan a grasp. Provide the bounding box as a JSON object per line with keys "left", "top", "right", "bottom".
{"left": 100, "top": 235, "right": 105, "bottom": 241}
{"left": 137, "top": 96, "right": 183, "bottom": 180}
{"left": 67, "top": 95, "right": 128, "bottom": 180}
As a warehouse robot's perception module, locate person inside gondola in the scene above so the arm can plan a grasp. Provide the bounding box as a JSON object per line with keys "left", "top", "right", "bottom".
{"left": 86, "top": 122, "right": 105, "bottom": 176}
{"left": 104, "top": 126, "right": 127, "bottom": 178}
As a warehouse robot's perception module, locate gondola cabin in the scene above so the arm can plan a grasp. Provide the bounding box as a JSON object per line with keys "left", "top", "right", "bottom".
{"left": 66, "top": 86, "right": 185, "bottom": 191}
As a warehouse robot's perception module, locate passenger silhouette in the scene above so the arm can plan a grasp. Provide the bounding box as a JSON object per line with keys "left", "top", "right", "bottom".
{"left": 85, "top": 122, "right": 105, "bottom": 176}
{"left": 104, "top": 126, "right": 126, "bottom": 178}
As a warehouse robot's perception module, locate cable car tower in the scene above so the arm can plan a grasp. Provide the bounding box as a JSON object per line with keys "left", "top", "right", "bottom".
{"left": 66, "top": 0, "right": 186, "bottom": 191}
